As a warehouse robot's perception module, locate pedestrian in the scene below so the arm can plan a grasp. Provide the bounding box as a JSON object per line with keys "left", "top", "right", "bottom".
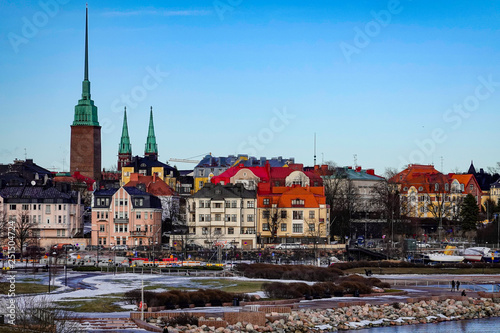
{"left": 456, "top": 280, "right": 460, "bottom": 291}
{"left": 461, "top": 290, "right": 466, "bottom": 296}
{"left": 451, "top": 280, "right": 455, "bottom": 292}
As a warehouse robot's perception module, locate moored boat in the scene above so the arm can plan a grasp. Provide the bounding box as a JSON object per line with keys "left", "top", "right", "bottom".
{"left": 462, "top": 247, "right": 490, "bottom": 262}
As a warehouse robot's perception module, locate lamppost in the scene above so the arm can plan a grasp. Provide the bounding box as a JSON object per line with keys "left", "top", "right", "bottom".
{"left": 48, "top": 251, "right": 56, "bottom": 293}
{"left": 64, "top": 247, "right": 68, "bottom": 286}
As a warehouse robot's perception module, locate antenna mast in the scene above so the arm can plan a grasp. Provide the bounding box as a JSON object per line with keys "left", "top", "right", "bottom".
{"left": 313, "top": 133, "right": 317, "bottom": 165}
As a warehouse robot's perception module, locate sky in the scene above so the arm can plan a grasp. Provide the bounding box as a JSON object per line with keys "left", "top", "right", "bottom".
{"left": 1, "top": 0, "right": 500, "bottom": 176}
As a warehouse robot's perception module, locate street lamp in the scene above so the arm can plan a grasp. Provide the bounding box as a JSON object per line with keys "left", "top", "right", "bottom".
{"left": 48, "top": 251, "right": 56, "bottom": 293}
{"left": 64, "top": 247, "right": 68, "bottom": 286}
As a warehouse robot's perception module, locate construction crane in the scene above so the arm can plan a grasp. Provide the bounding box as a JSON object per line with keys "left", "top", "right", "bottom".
{"left": 169, "top": 153, "right": 211, "bottom": 164}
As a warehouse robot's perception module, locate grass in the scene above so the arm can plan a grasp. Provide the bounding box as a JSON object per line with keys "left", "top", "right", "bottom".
{"left": 55, "top": 297, "right": 125, "bottom": 313}
{"left": 194, "top": 279, "right": 264, "bottom": 293}
{"left": 0, "top": 282, "right": 49, "bottom": 294}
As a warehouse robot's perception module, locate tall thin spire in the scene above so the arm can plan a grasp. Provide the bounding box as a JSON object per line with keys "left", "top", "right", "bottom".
{"left": 145, "top": 106, "right": 158, "bottom": 158}
{"left": 84, "top": 3, "right": 89, "bottom": 81}
{"left": 72, "top": 4, "right": 98, "bottom": 126}
{"left": 119, "top": 107, "right": 131, "bottom": 154}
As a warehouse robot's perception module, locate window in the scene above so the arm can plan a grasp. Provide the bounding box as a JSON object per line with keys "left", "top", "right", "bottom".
{"left": 100, "top": 225, "right": 105, "bottom": 232}
{"left": 225, "top": 201, "right": 230, "bottom": 208}
{"left": 136, "top": 212, "right": 141, "bottom": 219}
{"left": 291, "top": 199, "right": 304, "bottom": 206}
{"left": 199, "top": 214, "right": 205, "bottom": 222}
{"left": 205, "top": 214, "right": 211, "bottom": 222}
{"left": 309, "top": 223, "right": 315, "bottom": 231}
{"left": 214, "top": 202, "right": 222, "bottom": 208}
{"left": 281, "top": 211, "right": 287, "bottom": 219}
{"left": 263, "top": 210, "right": 270, "bottom": 218}
{"left": 418, "top": 186, "right": 423, "bottom": 191}
{"left": 215, "top": 214, "right": 222, "bottom": 221}
{"left": 263, "top": 198, "right": 270, "bottom": 205}
{"left": 247, "top": 201, "right": 255, "bottom": 208}
{"left": 470, "top": 184, "right": 474, "bottom": 191}
{"left": 134, "top": 198, "right": 144, "bottom": 207}
{"left": 199, "top": 181, "right": 204, "bottom": 188}
{"left": 231, "top": 200, "right": 237, "bottom": 208}
{"left": 445, "top": 184, "right": 449, "bottom": 191}
{"left": 292, "top": 223, "right": 303, "bottom": 233}
{"left": 57, "top": 230, "right": 60, "bottom": 237}
{"left": 460, "top": 184, "right": 465, "bottom": 191}
{"left": 22, "top": 204, "right": 30, "bottom": 210}
{"left": 228, "top": 227, "right": 234, "bottom": 235}
{"left": 202, "top": 227, "right": 208, "bottom": 235}
{"left": 247, "top": 214, "right": 254, "bottom": 222}
{"left": 214, "top": 228, "right": 222, "bottom": 235}
{"left": 403, "top": 187, "right": 408, "bottom": 191}
{"left": 124, "top": 199, "right": 128, "bottom": 206}
{"left": 115, "top": 199, "right": 119, "bottom": 207}
{"left": 58, "top": 216, "right": 62, "bottom": 224}
{"left": 435, "top": 183, "right": 439, "bottom": 191}
{"left": 97, "top": 212, "right": 100, "bottom": 219}
{"left": 262, "top": 223, "right": 270, "bottom": 231}
{"left": 293, "top": 211, "right": 303, "bottom": 220}
{"left": 281, "top": 223, "right": 287, "bottom": 231}
{"left": 115, "top": 225, "right": 119, "bottom": 232}
{"left": 136, "top": 225, "right": 141, "bottom": 231}
{"left": 309, "top": 211, "right": 315, "bottom": 219}
{"left": 63, "top": 216, "right": 66, "bottom": 224}
{"left": 62, "top": 230, "right": 65, "bottom": 237}
{"left": 144, "top": 213, "right": 148, "bottom": 220}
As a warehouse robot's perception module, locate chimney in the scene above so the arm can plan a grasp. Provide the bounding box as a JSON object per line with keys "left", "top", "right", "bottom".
{"left": 356, "top": 166, "right": 361, "bottom": 172}
{"left": 367, "top": 169, "right": 375, "bottom": 176}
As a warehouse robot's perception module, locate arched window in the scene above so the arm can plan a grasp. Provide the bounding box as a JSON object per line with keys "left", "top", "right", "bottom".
{"left": 435, "top": 183, "right": 439, "bottom": 191}
{"left": 445, "top": 184, "right": 449, "bottom": 191}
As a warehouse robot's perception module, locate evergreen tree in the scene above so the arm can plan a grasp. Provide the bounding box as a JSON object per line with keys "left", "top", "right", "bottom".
{"left": 460, "top": 194, "right": 479, "bottom": 231}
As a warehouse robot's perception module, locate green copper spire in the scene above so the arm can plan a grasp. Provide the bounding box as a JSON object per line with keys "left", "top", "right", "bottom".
{"left": 119, "top": 107, "right": 131, "bottom": 154}
{"left": 73, "top": 4, "right": 99, "bottom": 126}
{"left": 145, "top": 106, "right": 158, "bottom": 155}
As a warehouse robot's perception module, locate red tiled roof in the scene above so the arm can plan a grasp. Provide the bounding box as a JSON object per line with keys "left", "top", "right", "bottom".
{"left": 125, "top": 174, "right": 177, "bottom": 196}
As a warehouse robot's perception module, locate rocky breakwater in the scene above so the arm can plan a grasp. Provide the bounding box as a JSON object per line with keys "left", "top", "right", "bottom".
{"left": 160, "top": 297, "right": 500, "bottom": 333}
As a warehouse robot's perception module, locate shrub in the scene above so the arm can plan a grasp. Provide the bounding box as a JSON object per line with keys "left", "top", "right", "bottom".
{"left": 188, "top": 291, "right": 208, "bottom": 307}
{"left": 339, "top": 281, "right": 371, "bottom": 295}
{"left": 169, "top": 290, "right": 191, "bottom": 308}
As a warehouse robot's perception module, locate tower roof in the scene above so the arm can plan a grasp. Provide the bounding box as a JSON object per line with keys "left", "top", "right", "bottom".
{"left": 119, "top": 107, "right": 132, "bottom": 154}
{"left": 72, "top": 5, "right": 99, "bottom": 126}
{"left": 145, "top": 106, "right": 158, "bottom": 156}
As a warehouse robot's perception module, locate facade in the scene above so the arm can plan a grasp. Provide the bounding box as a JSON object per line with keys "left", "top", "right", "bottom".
{"left": 91, "top": 187, "right": 162, "bottom": 247}
{"left": 184, "top": 183, "right": 257, "bottom": 249}
{"left": 0, "top": 185, "right": 84, "bottom": 242}
{"left": 490, "top": 179, "right": 500, "bottom": 207}
{"left": 211, "top": 163, "right": 329, "bottom": 245}
{"left": 391, "top": 164, "right": 481, "bottom": 220}
{"left": 70, "top": 7, "right": 101, "bottom": 181}
{"left": 193, "top": 155, "right": 294, "bottom": 192}
{"left": 124, "top": 173, "right": 180, "bottom": 223}
{"left": 121, "top": 156, "right": 177, "bottom": 188}
{"left": 0, "top": 159, "right": 53, "bottom": 185}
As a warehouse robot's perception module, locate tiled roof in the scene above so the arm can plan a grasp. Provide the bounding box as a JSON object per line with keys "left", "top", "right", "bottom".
{"left": 0, "top": 186, "right": 73, "bottom": 200}
{"left": 125, "top": 175, "right": 178, "bottom": 196}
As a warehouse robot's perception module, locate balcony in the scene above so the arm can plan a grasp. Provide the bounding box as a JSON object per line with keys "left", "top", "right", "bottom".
{"left": 130, "top": 230, "right": 146, "bottom": 237}
{"left": 114, "top": 218, "right": 129, "bottom": 224}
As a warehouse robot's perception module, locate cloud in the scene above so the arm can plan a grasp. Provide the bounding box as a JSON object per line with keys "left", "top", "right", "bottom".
{"left": 101, "top": 9, "right": 212, "bottom": 17}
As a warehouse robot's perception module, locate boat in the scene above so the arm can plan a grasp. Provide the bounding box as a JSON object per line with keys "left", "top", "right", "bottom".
{"left": 483, "top": 250, "right": 500, "bottom": 263}
{"left": 462, "top": 247, "right": 490, "bottom": 262}
{"left": 426, "top": 245, "right": 464, "bottom": 263}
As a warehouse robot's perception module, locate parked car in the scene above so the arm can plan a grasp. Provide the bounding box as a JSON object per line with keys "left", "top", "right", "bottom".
{"left": 417, "top": 242, "right": 431, "bottom": 248}
{"left": 85, "top": 245, "right": 104, "bottom": 251}
{"left": 133, "top": 245, "right": 150, "bottom": 251}
{"left": 111, "top": 245, "right": 128, "bottom": 251}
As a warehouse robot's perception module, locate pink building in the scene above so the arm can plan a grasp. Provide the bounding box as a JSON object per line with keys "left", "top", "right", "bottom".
{"left": 0, "top": 185, "right": 84, "bottom": 246}
{"left": 91, "top": 186, "right": 162, "bottom": 247}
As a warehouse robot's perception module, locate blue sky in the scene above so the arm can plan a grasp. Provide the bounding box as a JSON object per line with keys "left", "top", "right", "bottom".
{"left": 1, "top": 0, "right": 500, "bottom": 175}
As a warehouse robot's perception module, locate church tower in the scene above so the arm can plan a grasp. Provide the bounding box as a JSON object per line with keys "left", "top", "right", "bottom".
{"left": 70, "top": 5, "right": 101, "bottom": 180}
{"left": 144, "top": 106, "right": 158, "bottom": 160}
{"left": 118, "top": 107, "right": 132, "bottom": 171}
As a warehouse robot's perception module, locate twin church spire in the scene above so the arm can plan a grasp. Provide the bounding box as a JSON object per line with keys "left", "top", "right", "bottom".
{"left": 118, "top": 106, "right": 159, "bottom": 171}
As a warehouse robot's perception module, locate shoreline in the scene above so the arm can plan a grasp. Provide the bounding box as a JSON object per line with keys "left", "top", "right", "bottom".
{"left": 154, "top": 295, "right": 500, "bottom": 332}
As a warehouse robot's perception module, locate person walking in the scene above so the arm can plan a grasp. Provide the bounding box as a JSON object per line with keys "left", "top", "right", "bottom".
{"left": 451, "top": 280, "right": 455, "bottom": 291}
{"left": 456, "top": 280, "right": 460, "bottom": 291}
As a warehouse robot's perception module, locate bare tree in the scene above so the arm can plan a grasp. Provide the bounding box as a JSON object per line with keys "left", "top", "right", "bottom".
{"left": 6, "top": 295, "right": 84, "bottom": 333}
{"left": 323, "top": 167, "right": 360, "bottom": 243}
{"left": 13, "top": 209, "right": 37, "bottom": 260}
{"left": 261, "top": 204, "right": 287, "bottom": 244}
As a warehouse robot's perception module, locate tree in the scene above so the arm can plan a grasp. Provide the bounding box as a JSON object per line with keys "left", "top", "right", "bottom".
{"left": 261, "top": 204, "right": 286, "bottom": 244}
{"left": 460, "top": 194, "right": 479, "bottom": 232}
{"left": 13, "top": 209, "right": 37, "bottom": 260}
{"left": 323, "top": 166, "right": 360, "bottom": 243}
{"left": 5, "top": 295, "right": 83, "bottom": 332}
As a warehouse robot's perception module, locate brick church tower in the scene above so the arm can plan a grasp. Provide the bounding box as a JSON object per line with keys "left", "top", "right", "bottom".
{"left": 117, "top": 107, "right": 132, "bottom": 171}
{"left": 70, "top": 5, "right": 101, "bottom": 181}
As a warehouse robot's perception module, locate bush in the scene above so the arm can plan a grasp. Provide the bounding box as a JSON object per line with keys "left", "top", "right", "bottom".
{"left": 339, "top": 281, "right": 372, "bottom": 295}
{"left": 168, "top": 290, "right": 191, "bottom": 308}
{"left": 188, "top": 291, "right": 208, "bottom": 307}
